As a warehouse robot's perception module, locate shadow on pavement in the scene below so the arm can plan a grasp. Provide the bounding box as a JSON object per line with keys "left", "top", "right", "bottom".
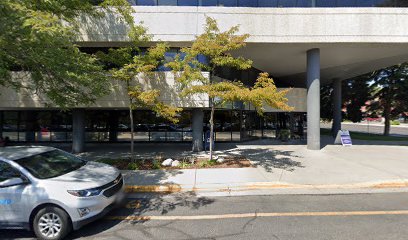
{"left": 69, "top": 192, "right": 216, "bottom": 239}
{"left": 226, "top": 148, "right": 304, "bottom": 172}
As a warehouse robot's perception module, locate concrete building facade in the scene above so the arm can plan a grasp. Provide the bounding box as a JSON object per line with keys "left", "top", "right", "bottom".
{"left": 1, "top": 0, "right": 408, "bottom": 151}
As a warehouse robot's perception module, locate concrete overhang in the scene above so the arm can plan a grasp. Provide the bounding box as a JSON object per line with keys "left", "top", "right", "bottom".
{"left": 78, "top": 6, "right": 408, "bottom": 87}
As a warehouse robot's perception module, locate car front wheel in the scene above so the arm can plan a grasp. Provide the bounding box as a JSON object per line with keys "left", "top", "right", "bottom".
{"left": 33, "top": 206, "right": 72, "bottom": 240}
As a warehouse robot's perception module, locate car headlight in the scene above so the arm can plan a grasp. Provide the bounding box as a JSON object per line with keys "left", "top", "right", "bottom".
{"left": 67, "top": 188, "right": 102, "bottom": 197}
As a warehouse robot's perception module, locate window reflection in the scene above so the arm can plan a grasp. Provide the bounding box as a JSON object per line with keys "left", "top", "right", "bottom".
{"left": 158, "top": 0, "right": 177, "bottom": 5}
{"left": 218, "top": 0, "right": 238, "bottom": 6}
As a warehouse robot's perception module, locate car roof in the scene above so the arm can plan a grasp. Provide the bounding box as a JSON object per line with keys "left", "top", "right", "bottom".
{"left": 0, "top": 146, "right": 56, "bottom": 161}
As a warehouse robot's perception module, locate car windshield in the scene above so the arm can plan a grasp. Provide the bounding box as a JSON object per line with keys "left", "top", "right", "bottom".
{"left": 14, "top": 150, "right": 86, "bottom": 179}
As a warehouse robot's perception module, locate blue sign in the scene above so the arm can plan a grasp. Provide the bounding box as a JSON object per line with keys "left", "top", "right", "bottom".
{"left": 0, "top": 199, "right": 12, "bottom": 205}
{"left": 204, "top": 130, "right": 214, "bottom": 151}
{"left": 334, "top": 130, "right": 353, "bottom": 146}
{"left": 340, "top": 130, "right": 352, "bottom": 146}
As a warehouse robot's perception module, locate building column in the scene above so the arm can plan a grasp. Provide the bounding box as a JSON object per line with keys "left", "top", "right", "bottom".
{"left": 192, "top": 108, "right": 204, "bottom": 152}
{"left": 307, "top": 48, "right": 321, "bottom": 150}
{"left": 108, "top": 111, "right": 118, "bottom": 142}
{"left": 72, "top": 109, "right": 85, "bottom": 153}
{"left": 332, "top": 79, "right": 342, "bottom": 136}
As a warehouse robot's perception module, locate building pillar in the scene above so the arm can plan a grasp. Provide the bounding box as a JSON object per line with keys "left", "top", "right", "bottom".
{"left": 24, "top": 111, "right": 37, "bottom": 142}
{"left": 307, "top": 48, "right": 321, "bottom": 150}
{"left": 109, "top": 111, "right": 118, "bottom": 142}
{"left": 332, "top": 79, "right": 342, "bottom": 137}
{"left": 192, "top": 109, "right": 204, "bottom": 152}
{"left": 72, "top": 109, "right": 85, "bottom": 153}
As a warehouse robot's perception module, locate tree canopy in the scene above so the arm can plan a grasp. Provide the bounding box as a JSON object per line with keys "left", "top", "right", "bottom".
{"left": 169, "top": 16, "right": 292, "bottom": 156}
{"left": 0, "top": 0, "right": 132, "bottom": 108}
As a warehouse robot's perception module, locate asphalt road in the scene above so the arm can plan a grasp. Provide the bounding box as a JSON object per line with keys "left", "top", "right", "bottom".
{"left": 321, "top": 122, "right": 408, "bottom": 136}
{"left": 3, "top": 192, "right": 408, "bottom": 240}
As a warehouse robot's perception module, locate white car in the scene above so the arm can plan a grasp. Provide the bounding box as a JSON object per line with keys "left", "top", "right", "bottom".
{"left": 0, "top": 146, "right": 125, "bottom": 240}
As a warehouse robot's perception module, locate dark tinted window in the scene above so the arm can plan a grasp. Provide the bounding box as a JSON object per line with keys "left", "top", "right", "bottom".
{"left": 316, "top": 0, "right": 336, "bottom": 7}
{"left": 0, "top": 162, "right": 21, "bottom": 182}
{"left": 238, "top": 0, "right": 258, "bottom": 7}
{"left": 179, "top": 0, "right": 199, "bottom": 5}
{"left": 137, "top": 0, "right": 157, "bottom": 5}
{"left": 218, "top": 0, "right": 238, "bottom": 6}
{"left": 297, "top": 0, "right": 312, "bottom": 7}
{"left": 258, "top": 0, "right": 278, "bottom": 7}
{"left": 278, "top": 0, "right": 297, "bottom": 7}
{"left": 15, "top": 150, "right": 86, "bottom": 179}
{"left": 158, "top": 0, "right": 177, "bottom": 5}
{"left": 338, "top": 0, "right": 357, "bottom": 7}
{"left": 200, "top": 0, "right": 218, "bottom": 6}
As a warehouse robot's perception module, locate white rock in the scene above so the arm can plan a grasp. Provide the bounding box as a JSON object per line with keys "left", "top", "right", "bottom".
{"left": 212, "top": 155, "right": 219, "bottom": 160}
{"left": 162, "top": 158, "right": 173, "bottom": 166}
{"left": 216, "top": 157, "right": 224, "bottom": 163}
{"left": 171, "top": 160, "right": 180, "bottom": 167}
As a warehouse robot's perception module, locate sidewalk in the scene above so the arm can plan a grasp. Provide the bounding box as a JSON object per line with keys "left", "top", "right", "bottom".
{"left": 80, "top": 137, "right": 408, "bottom": 196}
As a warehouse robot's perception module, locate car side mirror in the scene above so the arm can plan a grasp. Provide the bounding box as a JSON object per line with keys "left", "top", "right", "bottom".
{"left": 0, "top": 177, "right": 28, "bottom": 188}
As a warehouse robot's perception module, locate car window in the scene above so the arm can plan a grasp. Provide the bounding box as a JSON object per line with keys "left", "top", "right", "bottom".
{"left": 14, "top": 150, "right": 86, "bottom": 179}
{"left": 0, "top": 161, "right": 21, "bottom": 183}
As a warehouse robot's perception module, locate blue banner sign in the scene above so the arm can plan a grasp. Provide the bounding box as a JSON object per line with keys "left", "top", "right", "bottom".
{"left": 0, "top": 199, "right": 12, "bottom": 205}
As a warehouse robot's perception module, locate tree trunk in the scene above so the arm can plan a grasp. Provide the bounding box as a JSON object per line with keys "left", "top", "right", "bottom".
{"left": 129, "top": 105, "right": 135, "bottom": 162}
{"left": 127, "top": 81, "right": 135, "bottom": 162}
{"left": 383, "top": 101, "right": 391, "bottom": 136}
{"left": 209, "top": 100, "right": 215, "bottom": 161}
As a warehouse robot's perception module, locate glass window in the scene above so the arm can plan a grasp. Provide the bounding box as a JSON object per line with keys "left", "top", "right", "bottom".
{"left": 15, "top": 150, "right": 86, "bottom": 179}
{"left": 200, "top": 0, "right": 218, "bottom": 6}
{"left": 3, "top": 111, "right": 18, "bottom": 131}
{"left": 137, "top": 0, "right": 157, "bottom": 5}
{"left": 278, "top": 0, "right": 297, "bottom": 7}
{"left": 0, "top": 161, "right": 21, "bottom": 183}
{"left": 179, "top": 0, "right": 199, "bottom": 5}
{"left": 316, "top": 0, "right": 336, "bottom": 7}
{"left": 258, "top": 0, "right": 278, "bottom": 7}
{"left": 238, "top": 0, "right": 258, "bottom": 7}
{"left": 296, "top": 0, "right": 312, "bottom": 7}
{"left": 158, "top": 0, "right": 177, "bottom": 5}
{"left": 395, "top": 0, "right": 408, "bottom": 7}
{"left": 158, "top": 49, "right": 178, "bottom": 71}
{"left": 337, "top": 0, "right": 357, "bottom": 7}
{"left": 218, "top": 0, "right": 238, "bottom": 6}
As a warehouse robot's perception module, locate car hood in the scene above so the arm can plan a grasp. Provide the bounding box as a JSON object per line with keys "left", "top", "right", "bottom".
{"left": 44, "top": 161, "right": 120, "bottom": 190}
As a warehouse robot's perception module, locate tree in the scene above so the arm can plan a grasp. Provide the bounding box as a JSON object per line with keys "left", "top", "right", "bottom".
{"left": 320, "top": 74, "right": 371, "bottom": 126}
{"left": 168, "top": 17, "right": 292, "bottom": 160}
{"left": 98, "top": 25, "right": 181, "bottom": 161}
{"left": 0, "top": 0, "right": 133, "bottom": 108}
{"left": 343, "top": 74, "right": 372, "bottom": 123}
{"left": 369, "top": 63, "right": 408, "bottom": 136}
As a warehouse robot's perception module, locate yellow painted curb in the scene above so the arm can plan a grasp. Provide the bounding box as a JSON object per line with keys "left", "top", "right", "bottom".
{"left": 105, "top": 210, "right": 408, "bottom": 221}
{"left": 125, "top": 181, "right": 408, "bottom": 193}
{"left": 125, "top": 185, "right": 182, "bottom": 193}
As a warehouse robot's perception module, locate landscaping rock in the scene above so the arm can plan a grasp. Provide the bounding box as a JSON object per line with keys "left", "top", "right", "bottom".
{"left": 162, "top": 158, "right": 173, "bottom": 166}
{"left": 171, "top": 160, "right": 180, "bottom": 167}
{"left": 216, "top": 157, "right": 224, "bottom": 163}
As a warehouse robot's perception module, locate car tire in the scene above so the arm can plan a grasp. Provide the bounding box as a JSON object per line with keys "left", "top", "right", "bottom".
{"left": 33, "top": 206, "right": 72, "bottom": 240}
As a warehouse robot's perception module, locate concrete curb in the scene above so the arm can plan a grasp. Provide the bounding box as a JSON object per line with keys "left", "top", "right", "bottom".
{"left": 124, "top": 180, "right": 408, "bottom": 194}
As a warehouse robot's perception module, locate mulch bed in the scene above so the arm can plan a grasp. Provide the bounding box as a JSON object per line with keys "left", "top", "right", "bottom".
{"left": 101, "top": 156, "right": 253, "bottom": 170}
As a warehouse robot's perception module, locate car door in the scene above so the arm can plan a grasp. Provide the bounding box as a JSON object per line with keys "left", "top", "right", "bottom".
{"left": 0, "top": 160, "right": 30, "bottom": 228}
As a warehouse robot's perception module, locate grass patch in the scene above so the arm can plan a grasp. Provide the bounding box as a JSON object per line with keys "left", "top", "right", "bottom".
{"left": 321, "top": 128, "right": 408, "bottom": 141}
{"left": 198, "top": 159, "right": 218, "bottom": 168}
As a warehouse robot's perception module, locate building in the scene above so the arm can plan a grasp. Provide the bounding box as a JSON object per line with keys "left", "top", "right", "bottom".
{"left": 1, "top": 0, "right": 408, "bottom": 152}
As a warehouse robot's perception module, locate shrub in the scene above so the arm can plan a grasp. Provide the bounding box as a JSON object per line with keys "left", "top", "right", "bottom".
{"left": 391, "top": 120, "right": 400, "bottom": 125}
{"left": 127, "top": 162, "right": 139, "bottom": 170}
